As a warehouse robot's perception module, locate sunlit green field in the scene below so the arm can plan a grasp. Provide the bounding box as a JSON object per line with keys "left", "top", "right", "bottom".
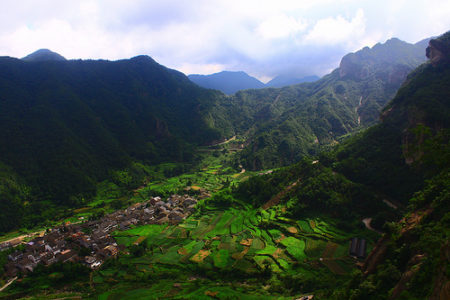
{"left": 93, "top": 200, "right": 372, "bottom": 299}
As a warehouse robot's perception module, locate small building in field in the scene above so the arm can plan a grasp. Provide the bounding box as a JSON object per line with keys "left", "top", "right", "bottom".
{"left": 349, "top": 237, "right": 367, "bottom": 259}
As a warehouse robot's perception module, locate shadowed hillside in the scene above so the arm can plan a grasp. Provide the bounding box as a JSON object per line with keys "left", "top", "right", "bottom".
{"left": 0, "top": 54, "right": 232, "bottom": 231}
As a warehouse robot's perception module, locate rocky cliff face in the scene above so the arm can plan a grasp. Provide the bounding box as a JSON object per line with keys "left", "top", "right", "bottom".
{"left": 387, "top": 64, "right": 412, "bottom": 86}
{"left": 426, "top": 38, "right": 450, "bottom": 66}
{"left": 378, "top": 32, "right": 450, "bottom": 165}
{"left": 339, "top": 52, "right": 366, "bottom": 79}
{"left": 405, "top": 36, "right": 450, "bottom": 164}
{"left": 338, "top": 38, "right": 427, "bottom": 81}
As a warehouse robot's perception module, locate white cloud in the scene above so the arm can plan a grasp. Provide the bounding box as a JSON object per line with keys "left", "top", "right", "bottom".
{"left": 177, "top": 62, "right": 227, "bottom": 76}
{"left": 303, "top": 9, "right": 366, "bottom": 46}
{"left": 0, "top": 0, "right": 449, "bottom": 79}
{"left": 256, "top": 15, "right": 307, "bottom": 39}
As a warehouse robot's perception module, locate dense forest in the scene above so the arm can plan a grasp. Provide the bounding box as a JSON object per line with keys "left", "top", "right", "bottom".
{"left": 0, "top": 55, "right": 234, "bottom": 231}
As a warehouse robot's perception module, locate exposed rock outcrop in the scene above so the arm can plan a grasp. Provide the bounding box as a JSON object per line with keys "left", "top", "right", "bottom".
{"left": 426, "top": 38, "right": 450, "bottom": 66}
{"left": 361, "top": 235, "right": 390, "bottom": 275}
{"left": 389, "top": 254, "right": 426, "bottom": 299}
{"left": 338, "top": 37, "right": 427, "bottom": 81}
{"left": 388, "top": 64, "right": 412, "bottom": 85}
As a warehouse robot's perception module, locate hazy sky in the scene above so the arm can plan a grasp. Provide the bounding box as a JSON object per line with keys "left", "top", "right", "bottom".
{"left": 1, "top": 0, "right": 449, "bottom": 81}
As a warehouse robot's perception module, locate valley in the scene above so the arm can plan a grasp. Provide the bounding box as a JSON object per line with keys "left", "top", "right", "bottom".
{"left": 0, "top": 31, "right": 448, "bottom": 299}
{"left": 0, "top": 150, "right": 378, "bottom": 299}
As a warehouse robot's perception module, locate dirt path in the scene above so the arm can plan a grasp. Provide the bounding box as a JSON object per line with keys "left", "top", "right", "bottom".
{"left": 1, "top": 230, "right": 46, "bottom": 247}
{"left": 356, "top": 96, "right": 363, "bottom": 125}
{"left": 362, "top": 218, "right": 381, "bottom": 233}
{"left": 383, "top": 199, "right": 398, "bottom": 210}
{"left": 262, "top": 179, "right": 300, "bottom": 210}
{"left": 0, "top": 277, "right": 17, "bottom": 292}
{"left": 272, "top": 94, "right": 281, "bottom": 106}
{"left": 209, "top": 136, "right": 236, "bottom": 147}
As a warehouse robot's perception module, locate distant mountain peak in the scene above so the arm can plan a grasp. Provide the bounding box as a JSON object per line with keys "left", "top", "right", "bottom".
{"left": 338, "top": 37, "right": 427, "bottom": 80}
{"left": 22, "top": 49, "right": 66, "bottom": 62}
{"left": 386, "top": 37, "right": 402, "bottom": 43}
{"left": 188, "top": 71, "right": 265, "bottom": 94}
{"left": 130, "top": 55, "right": 157, "bottom": 63}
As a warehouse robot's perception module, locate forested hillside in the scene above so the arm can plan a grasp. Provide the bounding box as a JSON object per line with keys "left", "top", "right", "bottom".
{"left": 265, "top": 75, "right": 320, "bottom": 88}
{"left": 228, "top": 37, "right": 429, "bottom": 169}
{"left": 333, "top": 31, "right": 450, "bottom": 300}
{"left": 0, "top": 55, "right": 233, "bottom": 232}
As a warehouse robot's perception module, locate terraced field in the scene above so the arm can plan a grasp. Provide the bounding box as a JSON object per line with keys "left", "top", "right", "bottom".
{"left": 95, "top": 204, "right": 371, "bottom": 298}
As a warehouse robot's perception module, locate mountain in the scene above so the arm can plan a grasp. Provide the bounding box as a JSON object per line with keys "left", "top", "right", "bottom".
{"left": 330, "top": 31, "right": 450, "bottom": 300}
{"left": 0, "top": 54, "right": 232, "bottom": 231}
{"left": 188, "top": 71, "right": 265, "bottom": 94}
{"left": 228, "top": 37, "right": 429, "bottom": 169}
{"left": 0, "top": 36, "right": 433, "bottom": 230}
{"left": 233, "top": 31, "right": 450, "bottom": 299}
{"left": 22, "top": 49, "right": 66, "bottom": 61}
{"left": 265, "top": 75, "right": 319, "bottom": 88}
{"left": 189, "top": 71, "right": 320, "bottom": 93}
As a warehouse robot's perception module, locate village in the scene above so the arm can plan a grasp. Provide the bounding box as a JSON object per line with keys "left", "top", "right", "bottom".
{"left": 1, "top": 194, "right": 198, "bottom": 278}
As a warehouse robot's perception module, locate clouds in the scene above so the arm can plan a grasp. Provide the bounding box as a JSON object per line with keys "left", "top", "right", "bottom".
{"left": 303, "top": 9, "right": 365, "bottom": 46}
{"left": 1, "top": 0, "right": 449, "bottom": 81}
{"left": 256, "top": 15, "right": 308, "bottom": 40}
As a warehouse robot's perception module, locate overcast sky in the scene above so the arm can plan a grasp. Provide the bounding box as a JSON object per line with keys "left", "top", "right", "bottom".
{"left": 1, "top": 0, "right": 449, "bottom": 82}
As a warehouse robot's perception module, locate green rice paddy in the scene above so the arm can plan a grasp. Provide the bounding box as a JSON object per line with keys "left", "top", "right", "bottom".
{"left": 97, "top": 200, "right": 373, "bottom": 299}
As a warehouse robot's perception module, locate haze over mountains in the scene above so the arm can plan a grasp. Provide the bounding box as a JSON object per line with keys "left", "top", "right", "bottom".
{"left": 265, "top": 75, "right": 320, "bottom": 88}
{"left": 188, "top": 71, "right": 265, "bottom": 95}
{"left": 188, "top": 71, "right": 320, "bottom": 94}
{"left": 188, "top": 37, "right": 428, "bottom": 94}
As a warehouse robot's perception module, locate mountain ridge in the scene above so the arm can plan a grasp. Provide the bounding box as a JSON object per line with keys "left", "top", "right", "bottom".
{"left": 228, "top": 36, "right": 430, "bottom": 169}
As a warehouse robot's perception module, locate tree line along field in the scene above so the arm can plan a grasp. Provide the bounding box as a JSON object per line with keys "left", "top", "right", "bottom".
{"left": 93, "top": 201, "right": 375, "bottom": 299}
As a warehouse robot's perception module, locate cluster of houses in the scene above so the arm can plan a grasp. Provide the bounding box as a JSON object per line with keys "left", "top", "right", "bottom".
{"left": 2, "top": 194, "right": 198, "bottom": 278}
